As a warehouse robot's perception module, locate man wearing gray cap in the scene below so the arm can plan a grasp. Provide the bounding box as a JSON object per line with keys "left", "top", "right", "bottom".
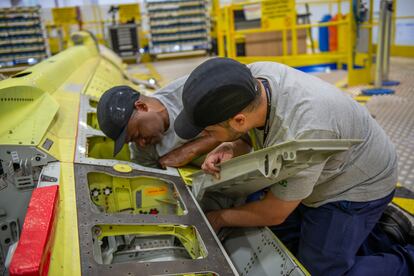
{"left": 175, "top": 57, "right": 414, "bottom": 275}
{"left": 96, "top": 77, "right": 220, "bottom": 168}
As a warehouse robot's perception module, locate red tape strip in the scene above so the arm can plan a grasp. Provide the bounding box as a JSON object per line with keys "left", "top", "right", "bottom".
{"left": 9, "top": 185, "right": 59, "bottom": 276}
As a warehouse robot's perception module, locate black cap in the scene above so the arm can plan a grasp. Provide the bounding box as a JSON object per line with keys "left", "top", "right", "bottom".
{"left": 174, "top": 58, "right": 258, "bottom": 139}
{"left": 97, "top": 86, "right": 140, "bottom": 156}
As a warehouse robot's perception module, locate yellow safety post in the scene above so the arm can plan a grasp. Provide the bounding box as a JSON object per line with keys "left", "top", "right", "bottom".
{"left": 228, "top": 5, "right": 238, "bottom": 58}
{"left": 347, "top": 0, "right": 376, "bottom": 86}
{"left": 213, "top": 0, "right": 226, "bottom": 57}
{"left": 224, "top": 6, "right": 233, "bottom": 58}
{"left": 346, "top": 0, "right": 354, "bottom": 84}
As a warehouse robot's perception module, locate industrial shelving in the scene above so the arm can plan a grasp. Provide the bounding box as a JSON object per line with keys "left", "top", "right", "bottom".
{"left": 146, "top": 0, "right": 210, "bottom": 57}
{"left": 0, "top": 6, "right": 48, "bottom": 71}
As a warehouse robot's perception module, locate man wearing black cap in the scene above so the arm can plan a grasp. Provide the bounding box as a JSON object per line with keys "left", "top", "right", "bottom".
{"left": 175, "top": 58, "right": 414, "bottom": 275}
{"left": 97, "top": 77, "right": 220, "bottom": 168}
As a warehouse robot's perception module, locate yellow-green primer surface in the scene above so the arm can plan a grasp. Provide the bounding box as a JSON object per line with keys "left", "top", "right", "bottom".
{"left": 88, "top": 172, "right": 185, "bottom": 215}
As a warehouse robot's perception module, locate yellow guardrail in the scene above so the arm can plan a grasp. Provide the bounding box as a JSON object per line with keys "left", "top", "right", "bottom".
{"left": 214, "top": 0, "right": 377, "bottom": 87}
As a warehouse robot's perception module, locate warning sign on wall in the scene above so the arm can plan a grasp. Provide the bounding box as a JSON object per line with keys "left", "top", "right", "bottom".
{"left": 261, "top": 0, "right": 296, "bottom": 29}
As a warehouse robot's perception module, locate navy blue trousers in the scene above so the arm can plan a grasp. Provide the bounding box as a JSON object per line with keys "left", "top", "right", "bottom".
{"left": 270, "top": 191, "right": 414, "bottom": 275}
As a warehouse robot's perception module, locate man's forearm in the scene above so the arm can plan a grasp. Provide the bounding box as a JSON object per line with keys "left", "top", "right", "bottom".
{"left": 186, "top": 135, "right": 221, "bottom": 157}
{"left": 159, "top": 135, "right": 223, "bottom": 168}
{"left": 218, "top": 201, "right": 283, "bottom": 228}
{"left": 209, "top": 192, "right": 301, "bottom": 230}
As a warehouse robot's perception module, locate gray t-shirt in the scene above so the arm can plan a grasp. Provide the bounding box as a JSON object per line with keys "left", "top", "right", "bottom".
{"left": 130, "top": 76, "right": 188, "bottom": 167}
{"left": 248, "top": 62, "right": 398, "bottom": 207}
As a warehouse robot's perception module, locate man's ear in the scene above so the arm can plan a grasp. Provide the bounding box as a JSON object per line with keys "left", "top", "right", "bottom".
{"left": 134, "top": 100, "right": 148, "bottom": 112}
{"left": 229, "top": 113, "right": 246, "bottom": 129}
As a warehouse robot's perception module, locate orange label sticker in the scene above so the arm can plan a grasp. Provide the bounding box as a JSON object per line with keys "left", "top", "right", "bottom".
{"left": 144, "top": 186, "right": 167, "bottom": 196}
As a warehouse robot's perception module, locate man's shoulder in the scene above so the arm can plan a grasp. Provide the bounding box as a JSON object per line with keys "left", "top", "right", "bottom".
{"left": 248, "top": 61, "right": 287, "bottom": 71}
{"left": 247, "top": 62, "right": 288, "bottom": 83}
{"left": 153, "top": 75, "right": 188, "bottom": 96}
{"left": 151, "top": 75, "right": 188, "bottom": 110}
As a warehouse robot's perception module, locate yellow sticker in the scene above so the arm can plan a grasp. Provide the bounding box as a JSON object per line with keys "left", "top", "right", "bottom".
{"left": 145, "top": 186, "right": 167, "bottom": 196}
{"left": 113, "top": 164, "right": 132, "bottom": 173}
{"left": 261, "top": 0, "right": 295, "bottom": 29}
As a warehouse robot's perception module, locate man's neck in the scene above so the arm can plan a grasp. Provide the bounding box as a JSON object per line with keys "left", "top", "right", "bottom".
{"left": 160, "top": 107, "right": 170, "bottom": 131}
{"left": 149, "top": 97, "right": 170, "bottom": 131}
{"left": 253, "top": 80, "right": 269, "bottom": 129}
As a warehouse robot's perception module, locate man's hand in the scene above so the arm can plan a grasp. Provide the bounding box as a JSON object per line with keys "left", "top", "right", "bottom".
{"left": 206, "top": 210, "right": 224, "bottom": 233}
{"left": 201, "top": 143, "right": 234, "bottom": 179}
{"left": 159, "top": 146, "right": 195, "bottom": 168}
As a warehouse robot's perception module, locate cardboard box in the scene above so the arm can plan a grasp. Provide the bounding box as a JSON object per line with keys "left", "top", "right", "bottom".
{"left": 245, "top": 29, "right": 307, "bottom": 56}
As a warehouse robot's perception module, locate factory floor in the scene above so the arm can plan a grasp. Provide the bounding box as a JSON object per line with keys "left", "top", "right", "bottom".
{"left": 364, "top": 58, "right": 414, "bottom": 190}
{"left": 128, "top": 56, "right": 414, "bottom": 212}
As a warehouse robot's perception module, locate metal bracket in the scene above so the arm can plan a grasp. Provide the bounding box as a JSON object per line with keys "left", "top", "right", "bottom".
{"left": 192, "top": 139, "right": 362, "bottom": 200}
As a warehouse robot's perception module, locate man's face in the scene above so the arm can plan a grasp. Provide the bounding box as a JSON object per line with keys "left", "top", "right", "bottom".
{"left": 204, "top": 123, "right": 244, "bottom": 142}
{"left": 125, "top": 110, "right": 165, "bottom": 148}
